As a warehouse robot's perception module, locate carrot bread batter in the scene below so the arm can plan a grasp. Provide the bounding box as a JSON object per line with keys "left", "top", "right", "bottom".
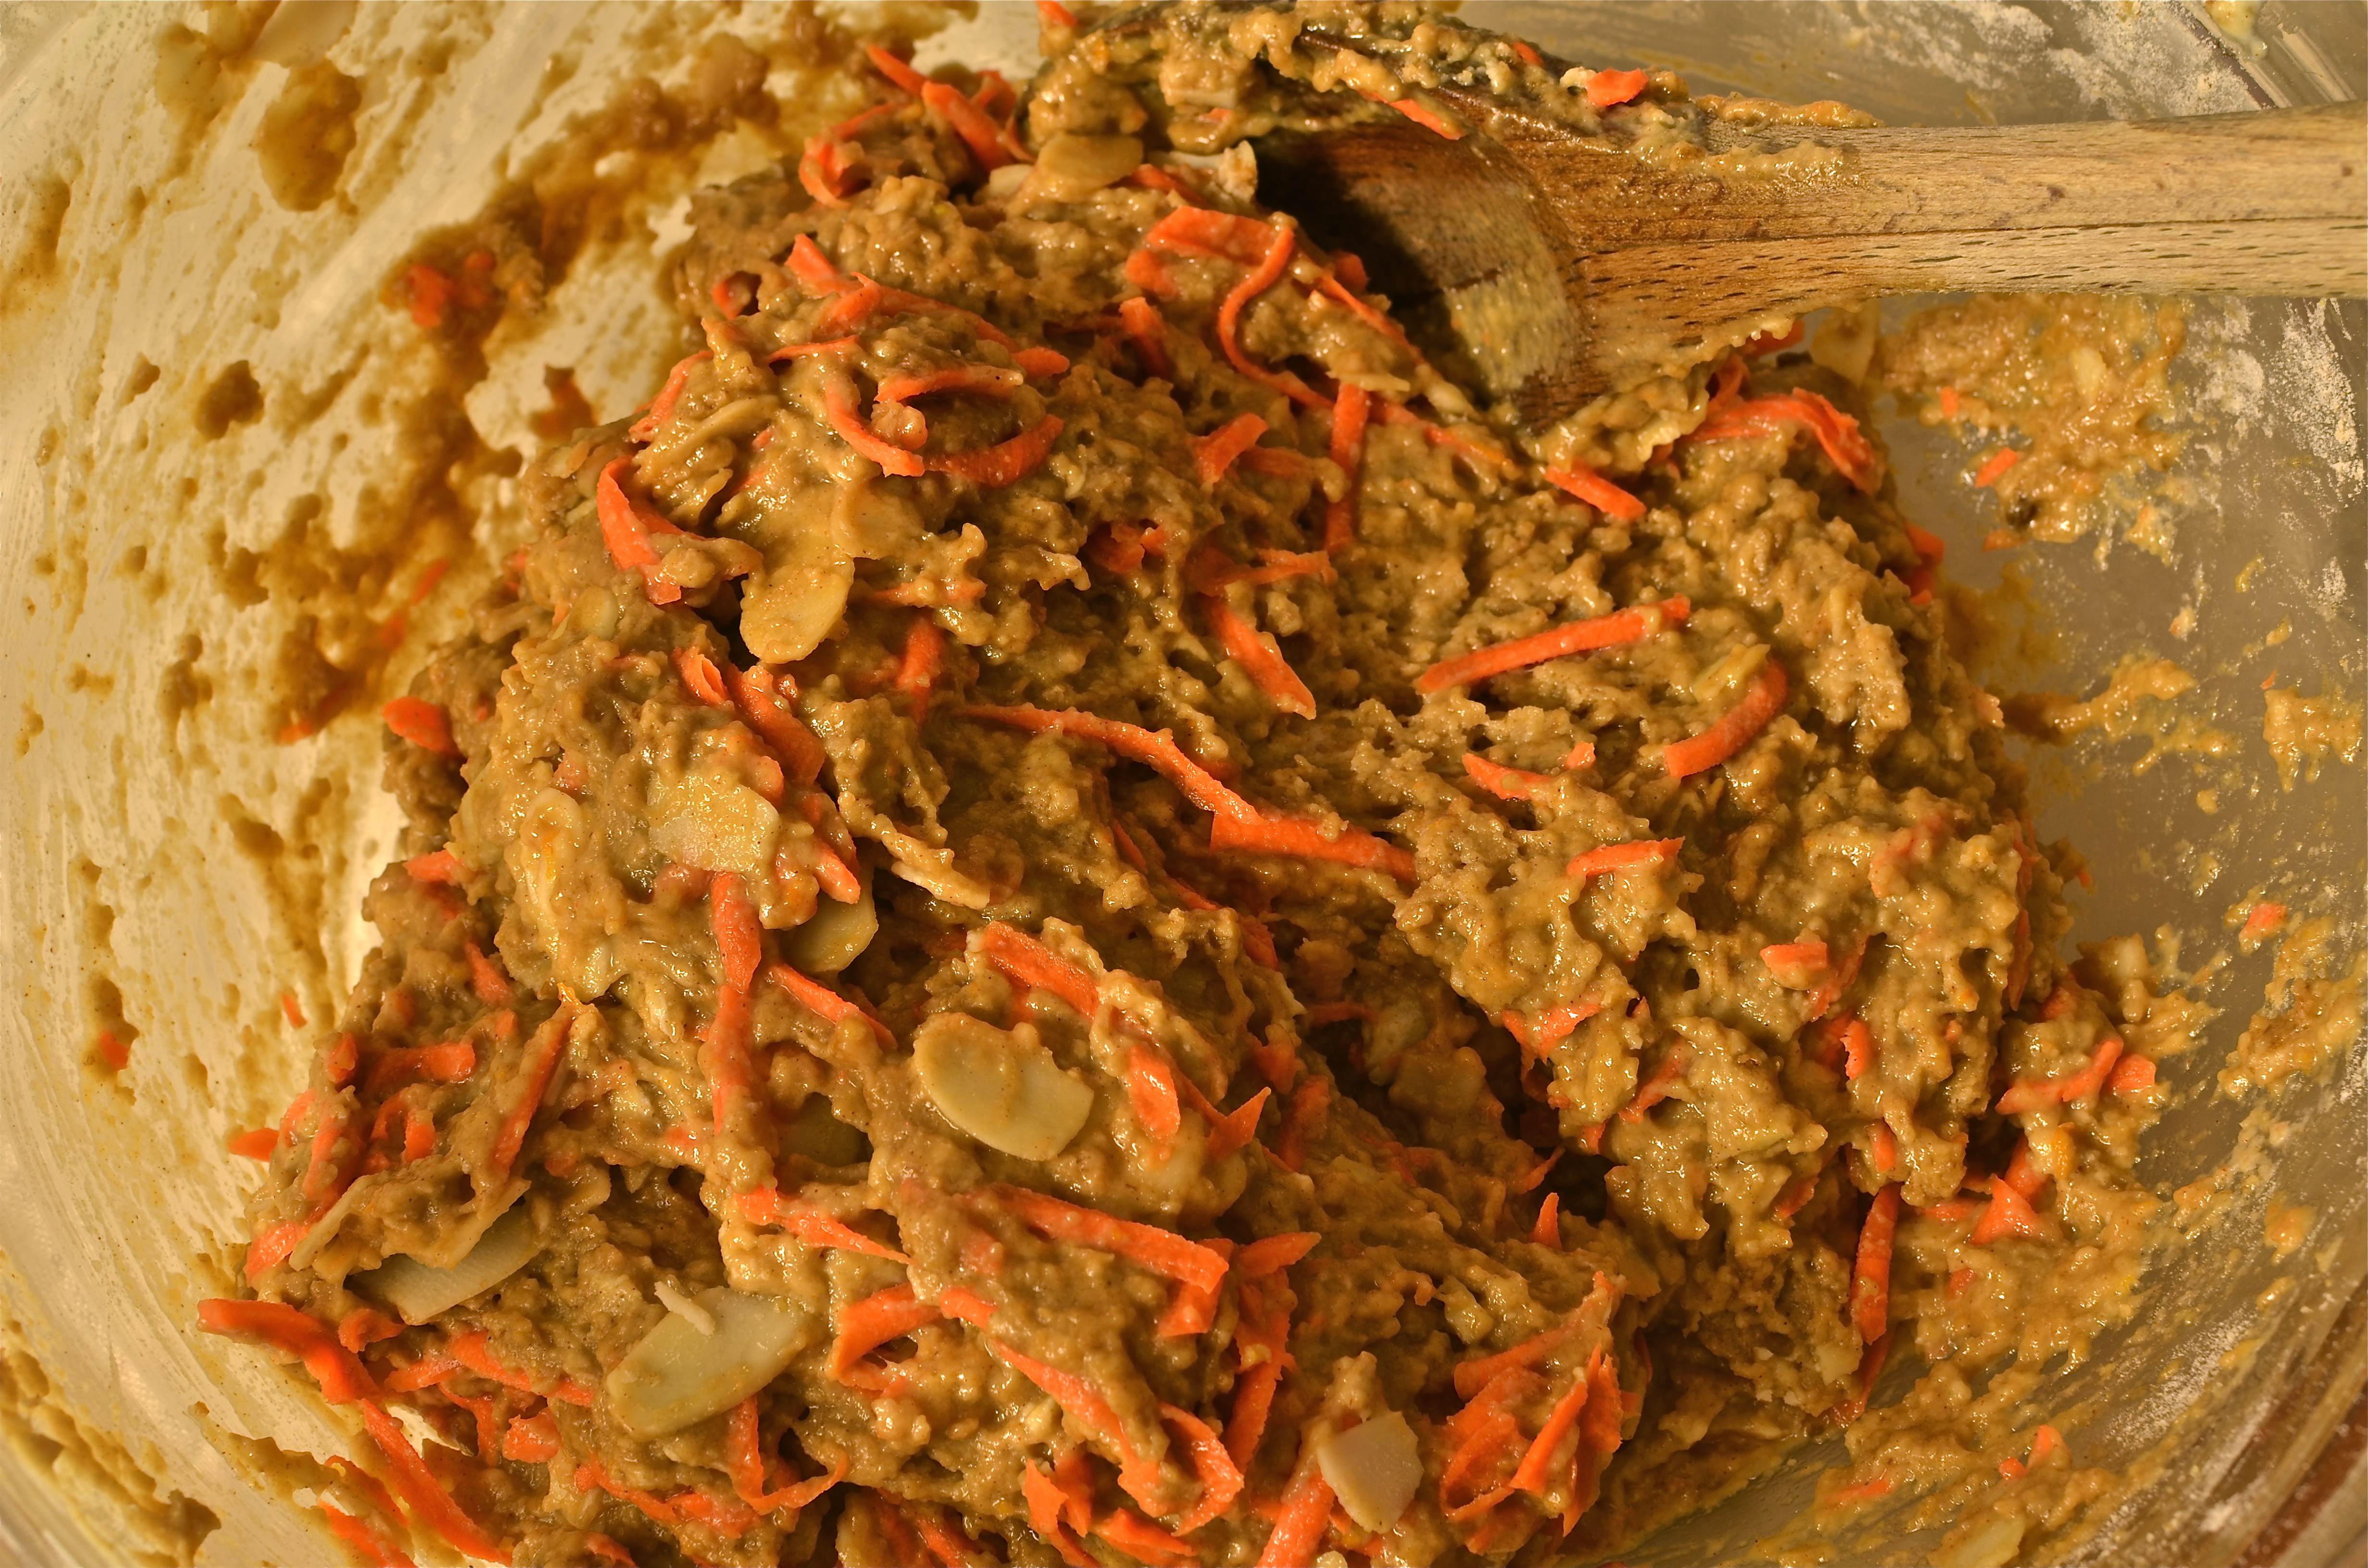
{"left": 205, "top": 7, "right": 2172, "bottom": 1565}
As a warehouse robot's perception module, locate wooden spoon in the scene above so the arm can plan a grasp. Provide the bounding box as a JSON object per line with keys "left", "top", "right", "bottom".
{"left": 1248, "top": 50, "right": 2366, "bottom": 426}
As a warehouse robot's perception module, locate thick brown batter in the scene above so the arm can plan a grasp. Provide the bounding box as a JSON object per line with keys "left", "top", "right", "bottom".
{"left": 204, "top": 8, "right": 2174, "bottom": 1566}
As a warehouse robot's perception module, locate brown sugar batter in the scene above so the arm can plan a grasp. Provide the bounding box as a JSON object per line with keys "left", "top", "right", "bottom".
{"left": 199, "top": 8, "right": 2215, "bottom": 1566}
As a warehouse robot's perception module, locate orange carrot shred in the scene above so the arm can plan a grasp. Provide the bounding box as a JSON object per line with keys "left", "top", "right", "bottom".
{"left": 1015, "top": 345, "right": 1069, "bottom": 377}
{"left": 974, "top": 922, "right": 1100, "bottom": 1017}
{"left": 1501, "top": 1003, "right": 1601, "bottom": 1058}
{"left": 740, "top": 1188, "right": 914, "bottom": 1263}
{"left": 1694, "top": 389, "right": 1880, "bottom": 491}
{"left": 830, "top": 1284, "right": 942, "bottom": 1379}
{"left": 1118, "top": 296, "right": 1173, "bottom": 380}
{"left": 227, "top": 1127, "right": 279, "bottom": 1161}
{"left": 404, "top": 848, "right": 465, "bottom": 884}
{"left": 1842, "top": 1018, "right": 1875, "bottom": 1080}
{"left": 928, "top": 414, "right": 1063, "bottom": 487}
{"left": 864, "top": 44, "right": 930, "bottom": 97}
{"left": 1566, "top": 838, "right": 1683, "bottom": 882}
{"left": 1127, "top": 1042, "right": 1184, "bottom": 1151}
{"left": 1970, "top": 1178, "right": 2052, "bottom": 1245}
{"left": 359, "top": 1400, "right": 512, "bottom": 1564}
{"left": 823, "top": 375, "right": 925, "bottom": 477}
{"left": 764, "top": 960, "right": 896, "bottom": 1047}
{"left": 1542, "top": 461, "right": 1645, "bottom": 523}
{"left": 1202, "top": 593, "right": 1315, "bottom": 718}
{"left": 488, "top": 1007, "right": 571, "bottom": 1184}
{"left": 1193, "top": 413, "right": 1270, "bottom": 487}
{"left": 921, "top": 80, "right": 1019, "bottom": 171}
{"left": 1463, "top": 753, "right": 1556, "bottom": 800}
{"left": 1024, "top": 1463, "right": 1097, "bottom": 1568}
{"left": 1663, "top": 659, "right": 1789, "bottom": 779}
{"left": 1869, "top": 1123, "right": 1898, "bottom": 1174}
{"left": 1587, "top": 67, "right": 1650, "bottom": 108}
{"left": 381, "top": 697, "right": 459, "bottom": 759}
{"left": 2109, "top": 1054, "right": 2157, "bottom": 1094}
{"left": 993, "top": 1184, "right": 1231, "bottom": 1292}
{"left": 1202, "top": 1085, "right": 1271, "bottom": 1160}
{"left": 1973, "top": 448, "right": 2021, "bottom": 488}
{"left": 1210, "top": 809, "right": 1417, "bottom": 882}
{"left": 2240, "top": 901, "right": 2287, "bottom": 945}
{"left": 963, "top": 705, "right": 1249, "bottom": 819}
{"left": 1530, "top": 1193, "right": 1562, "bottom": 1247}
{"left": 1217, "top": 224, "right": 1326, "bottom": 406}
{"left": 1258, "top": 1443, "right": 1338, "bottom": 1568}
{"left": 1323, "top": 382, "right": 1371, "bottom": 551}
{"left": 1418, "top": 597, "right": 1690, "bottom": 692}
{"left": 1850, "top": 1186, "right": 1899, "bottom": 1342}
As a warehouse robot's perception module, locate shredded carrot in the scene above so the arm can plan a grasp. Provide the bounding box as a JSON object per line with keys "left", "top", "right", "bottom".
{"left": 763, "top": 961, "right": 896, "bottom": 1046}
{"left": 1192, "top": 413, "right": 1270, "bottom": 487}
{"left": 1566, "top": 838, "right": 1683, "bottom": 882}
{"left": 1225, "top": 1359, "right": 1285, "bottom": 1472}
{"left": 1014, "top": 345, "right": 1068, "bottom": 378}
{"left": 1209, "top": 808, "right": 1417, "bottom": 882}
{"left": 877, "top": 366, "right": 1023, "bottom": 404}
{"left": 1970, "top": 1178, "right": 2053, "bottom": 1245}
{"left": 726, "top": 1397, "right": 845, "bottom": 1513}
{"left": 988, "top": 1338, "right": 1142, "bottom": 1472}
{"left": 1973, "top": 448, "right": 2021, "bottom": 488}
{"left": 199, "top": 1298, "right": 379, "bottom": 1404}
{"left": 1618, "top": 1047, "right": 1689, "bottom": 1125}
{"left": 1216, "top": 224, "right": 1326, "bottom": 406}
{"left": 974, "top": 922, "right": 1100, "bottom": 1017}
{"left": 2001, "top": 1139, "right": 2049, "bottom": 1200}
{"left": 993, "top": 1185, "right": 1230, "bottom": 1292}
{"left": 1418, "top": 596, "right": 1689, "bottom": 692}
{"left": 895, "top": 616, "right": 946, "bottom": 724}
{"left": 705, "top": 872, "right": 764, "bottom": 995}
{"left": 1849, "top": 1186, "right": 1900, "bottom": 1342}
{"left": 1372, "top": 92, "right": 1462, "bottom": 138}
{"left": 1201, "top": 1085, "right": 1271, "bottom": 1160}
{"left": 1162, "top": 1403, "right": 1246, "bottom": 1532}
{"left": 1760, "top": 937, "right": 1830, "bottom": 980}
{"left": 1321, "top": 382, "right": 1371, "bottom": 551}
{"left": 2240, "top": 900, "right": 2288, "bottom": 945}
{"left": 1869, "top": 1123, "right": 1898, "bottom": 1174}
{"left": 404, "top": 848, "right": 466, "bottom": 884}
{"left": 463, "top": 941, "right": 512, "bottom": 1006}
{"left": 822, "top": 374, "right": 925, "bottom": 477}
{"left": 1116, "top": 295, "right": 1173, "bottom": 380}
{"left": 1587, "top": 67, "right": 1651, "bottom": 108}
{"left": 830, "top": 1284, "right": 943, "bottom": 1379}
{"left": 227, "top": 1127, "right": 279, "bottom": 1161}
{"left": 1529, "top": 1192, "right": 1563, "bottom": 1248}
{"left": 1997, "top": 1035, "right": 2124, "bottom": 1113}
{"left": 938, "top": 1286, "right": 997, "bottom": 1328}
{"left": 863, "top": 43, "right": 931, "bottom": 97}
{"left": 360, "top": 1400, "right": 512, "bottom": 1563}
{"left": 798, "top": 133, "right": 856, "bottom": 208}
{"left": 1828, "top": 1474, "right": 1894, "bottom": 1508}
{"left": 1828, "top": 1329, "right": 1892, "bottom": 1428}
{"left": 963, "top": 704, "right": 1247, "bottom": 820}
{"left": 1937, "top": 386, "right": 1961, "bottom": 418}
{"left": 921, "top": 80, "right": 1019, "bottom": 171}
{"left": 739, "top": 1188, "right": 915, "bottom": 1263}
{"left": 725, "top": 664, "right": 826, "bottom": 786}
{"left": 785, "top": 234, "right": 854, "bottom": 294}
{"left": 2109, "top": 1054, "right": 2157, "bottom": 1094}
{"left": 1842, "top": 1018, "right": 1875, "bottom": 1080}
{"left": 1542, "top": 461, "right": 1646, "bottom": 523}
{"left": 1694, "top": 389, "right": 1880, "bottom": 491}
{"left": 1501, "top": 1003, "right": 1601, "bottom": 1058}
{"left": 381, "top": 697, "right": 459, "bottom": 759}
{"left": 1142, "top": 206, "right": 1272, "bottom": 265}
{"left": 1462, "top": 753, "right": 1556, "bottom": 800}
{"left": 320, "top": 1504, "right": 415, "bottom": 1568}
{"left": 929, "top": 414, "right": 1063, "bottom": 486}
{"left": 488, "top": 1007, "right": 571, "bottom": 1183}
{"left": 1038, "top": 0, "right": 1078, "bottom": 28}
{"left": 1663, "top": 659, "right": 1789, "bottom": 779}
{"left": 1258, "top": 1444, "right": 1338, "bottom": 1568}
{"left": 768, "top": 336, "right": 860, "bottom": 366}
{"left": 1024, "top": 1463, "right": 1097, "bottom": 1568}
{"left": 1127, "top": 1042, "right": 1184, "bottom": 1152}
{"left": 1202, "top": 593, "right": 1315, "bottom": 718}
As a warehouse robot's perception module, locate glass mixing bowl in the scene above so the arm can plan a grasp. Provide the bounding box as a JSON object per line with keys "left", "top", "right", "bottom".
{"left": 0, "top": 3, "right": 2356, "bottom": 1564}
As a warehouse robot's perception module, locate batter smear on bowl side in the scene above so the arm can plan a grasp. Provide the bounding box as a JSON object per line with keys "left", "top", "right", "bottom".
{"left": 204, "top": 8, "right": 2179, "bottom": 1565}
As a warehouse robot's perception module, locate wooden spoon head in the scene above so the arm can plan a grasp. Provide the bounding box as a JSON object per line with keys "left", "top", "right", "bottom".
{"left": 1252, "top": 115, "right": 1606, "bottom": 425}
